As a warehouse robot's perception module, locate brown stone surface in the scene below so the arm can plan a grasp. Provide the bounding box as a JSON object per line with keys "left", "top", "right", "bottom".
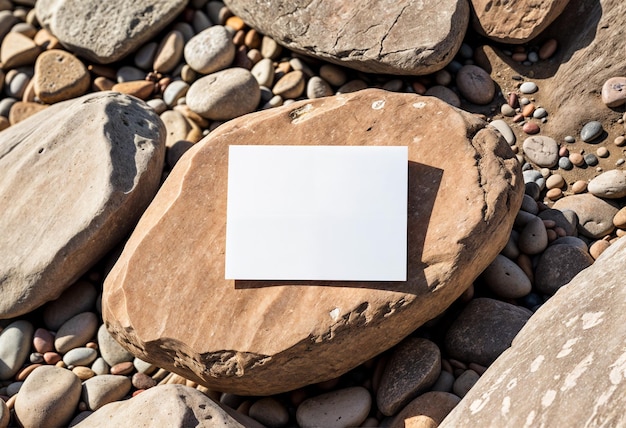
{"left": 0, "top": 92, "right": 165, "bottom": 319}
{"left": 470, "top": 0, "right": 570, "bottom": 43}
{"left": 223, "top": 0, "right": 469, "bottom": 75}
{"left": 34, "top": 49, "right": 90, "bottom": 104}
{"left": 441, "top": 236, "right": 626, "bottom": 428}
{"left": 390, "top": 391, "right": 461, "bottom": 428}
{"left": 103, "top": 89, "right": 522, "bottom": 396}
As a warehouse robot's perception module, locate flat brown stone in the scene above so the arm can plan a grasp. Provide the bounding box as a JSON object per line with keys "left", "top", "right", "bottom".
{"left": 103, "top": 89, "right": 523, "bottom": 395}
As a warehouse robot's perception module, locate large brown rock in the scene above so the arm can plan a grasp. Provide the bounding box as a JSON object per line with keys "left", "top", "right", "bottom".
{"left": 103, "top": 89, "right": 522, "bottom": 396}
{"left": 441, "top": 236, "right": 626, "bottom": 428}
{"left": 470, "top": 0, "right": 569, "bottom": 43}
{"left": 0, "top": 92, "right": 165, "bottom": 319}
{"left": 223, "top": 0, "right": 470, "bottom": 75}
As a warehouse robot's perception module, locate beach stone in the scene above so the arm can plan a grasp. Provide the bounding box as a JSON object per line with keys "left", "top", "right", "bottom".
{"left": 377, "top": 338, "right": 441, "bottom": 416}
{"left": 296, "top": 386, "right": 371, "bottom": 428}
{"left": 522, "top": 122, "right": 540, "bottom": 135}
{"left": 553, "top": 194, "right": 618, "bottom": 238}
{"left": 546, "top": 174, "right": 564, "bottom": 189}
{"left": 538, "top": 209, "right": 578, "bottom": 237}
{"left": 13, "top": 366, "right": 81, "bottom": 428}
{"left": 0, "top": 320, "right": 33, "bottom": 380}
{"left": 103, "top": 90, "right": 523, "bottom": 395}
{"left": 588, "top": 169, "right": 626, "bottom": 198}
{"left": 602, "top": 77, "right": 626, "bottom": 107}
{"left": 0, "top": 31, "right": 40, "bottom": 69}
{"left": 273, "top": 70, "right": 305, "bottom": 99}
{"left": 0, "top": 399, "right": 7, "bottom": 428}
{"left": 73, "top": 366, "right": 96, "bottom": 381}
{"left": 248, "top": 397, "right": 289, "bottom": 427}
{"left": 424, "top": 86, "right": 461, "bottom": 108}
{"left": 445, "top": 298, "right": 531, "bottom": 366}
{"left": 54, "top": 312, "right": 99, "bottom": 354}
{"left": 8, "top": 101, "right": 47, "bottom": 125}
{"left": 250, "top": 57, "right": 275, "bottom": 88}
{"left": 613, "top": 207, "right": 626, "bottom": 228}
{"left": 0, "top": 10, "right": 19, "bottom": 42}
{"left": 453, "top": 369, "right": 480, "bottom": 397}
{"left": 153, "top": 30, "right": 184, "bottom": 73}
{"left": 481, "top": 254, "right": 531, "bottom": 299}
{"left": 75, "top": 384, "right": 243, "bottom": 427}
{"left": 500, "top": 104, "right": 515, "bottom": 117}
{"left": 81, "top": 374, "right": 131, "bottom": 411}
{"left": 63, "top": 347, "right": 98, "bottom": 367}
{"left": 489, "top": 120, "right": 515, "bottom": 145}
{"left": 522, "top": 136, "right": 558, "bottom": 167}
{"left": 589, "top": 239, "right": 611, "bottom": 259}
{"left": 389, "top": 392, "right": 460, "bottom": 428}
{"left": 0, "top": 92, "right": 165, "bottom": 319}
{"left": 551, "top": 236, "right": 588, "bottom": 252}
{"left": 441, "top": 235, "right": 626, "bottom": 428}
{"left": 134, "top": 42, "right": 158, "bottom": 70}
{"left": 184, "top": 25, "right": 235, "bottom": 75}
{"left": 456, "top": 65, "right": 495, "bottom": 105}
{"left": 33, "top": 328, "right": 54, "bottom": 354}
{"left": 431, "top": 370, "right": 455, "bottom": 393}
{"left": 42, "top": 280, "right": 98, "bottom": 330}
{"left": 522, "top": 169, "right": 545, "bottom": 191}
{"left": 519, "top": 82, "right": 538, "bottom": 94}
{"left": 470, "top": 0, "right": 568, "bottom": 43}
{"left": 162, "top": 80, "right": 189, "bottom": 107}
{"left": 223, "top": 0, "right": 469, "bottom": 75}
{"left": 91, "top": 358, "right": 110, "bottom": 376}
{"left": 97, "top": 324, "right": 133, "bottom": 367}
{"left": 518, "top": 215, "right": 548, "bottom": 255}
{"left": 186, "top": 67, "right": 260, "bottom": 120}
{"left": 580, "top": 121, "right": 603, "bottom": 142}
{"left": 307, "top": 76, "right": 333, "bottom": 99}
{"left": 131, "top": 372, "right": 156, "bottom": 390}
{"left": 111, "top": 80, "right": 155, "bottom": 100}
{"left": 33, "top": 49, "right": 90, "bottom": 104}
{"left": 35, "top": 0, "right": 188, "bottom": 64}
{"left": 535, "top": 244, "right": 594, "bottom": 295}
{"left": 319, "top": 64, "right": 347, "bottom": 87}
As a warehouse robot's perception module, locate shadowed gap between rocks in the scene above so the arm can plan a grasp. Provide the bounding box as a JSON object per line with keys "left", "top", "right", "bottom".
{"left": 235, "top": 161, "right": 443, "bottom": 294}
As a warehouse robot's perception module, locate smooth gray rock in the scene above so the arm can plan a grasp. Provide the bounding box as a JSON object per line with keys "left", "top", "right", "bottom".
{"left": 223, "top": 0, "right": 470, "bottom": 75}
{"left": 441, "top": 235, "right": 626, "bottom": 428}
{"left": 0, "top": 320, "right": 34, "bottom": 380}
{"left": 42, "top": 280, "right": 98, "bottom": 331}
{"left": 0, "top": 92, "right": 165, "bottom": 319}
{"left": 580, "top": 120, "right": 603, "bottom": 142}
{"left": 81, "top": 375, "right": 131, "bottom": 411}
{"left": 481, "top": 254, "right": 531, "bottom": 299}
{"left": 36, "top": 0, "right": 188, "bottom": 64}
{"left": 74, "top": 384, "right": 244, "bottom": 428}
{"left": 97, "top": 324, "right": 133, "bottom": 367}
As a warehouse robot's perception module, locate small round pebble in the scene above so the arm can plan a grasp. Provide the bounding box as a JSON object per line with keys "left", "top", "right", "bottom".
{"left": 533, "top": 107, "right": 547, "bottom": 119}
{"left": 319, "top": 64, "right": 347, "bottom": 87}
{"left": 184, "top": 25, "right": 235, "bottom": 75}
{"left": 546, "top": 174, "right": 565, "bottom": 189}
{"left": 424, "top": 85, "right": 461, "bottom": 108}
{"left": 546, "top": 188, "right": 563, "bottom": 200}
{"left": 131, "top": 372, "right": 156, "bottom": 390}
{"left": 597, "top": 147, "right": 609, "bottom": 157}
{"left": 249, "top": 397, "right": 289, "bottom": 427}
{"left": 273, "top": 70, "right": 305, "bottom": 99}
{"left": 500, "top": 104, "right": 515, "bottom": 116}
{"left": 559, "top": 157, "right": 573, "bottom": 170}
{"left": 564, "top": 135, "right": 575, "bottom": 143}
{"left": 572, "top": 180, "right": 588, "bottom": 193}
{"left": 580, "top": 120, "right": 603, "bottom": 142}
{"left": 520, "top": 81, "right": 538, "bottom": 94}
{"left": 522, "top": 121, "right": 540, "bottom": 134}
{"left": 63, "top": 347, "right": 98, "bottom": 367}
{"left": 453, "top": 369, "right": 480, "bottom": 398}
{"left": 614, "top": 136, "right": 625, "bottom": 146}
{"left": 539, "top": 39, "right": 558, "bottom": 59}
{"left": 569, "top": 153, "right": 585, "bottom": 166}
{"left": 306, "top": 76, "right": 333, "bottom": 99}
{"left": 589, "top": 239, "right": 611, "bottom": 259}
{"left": 584, "top": 153, "right": 599, "bottom": 166}
{"left": 481, "top": 254, "right": 531, "bottom": 298}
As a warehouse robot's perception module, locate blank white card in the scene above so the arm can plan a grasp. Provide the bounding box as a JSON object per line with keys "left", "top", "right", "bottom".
{"left": 225, "top": 145, "right": 408, "bottom": 281}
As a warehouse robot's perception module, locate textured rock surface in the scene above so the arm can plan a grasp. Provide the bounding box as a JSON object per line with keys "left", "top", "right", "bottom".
{"left": 75, "top": 384, "right": 243, "bottom": 427}
{"left": 103, "top": 89, "right": 522, "bottom": 395}
{"left": 470, "top": 0, "right": 570, "bottom": 43}
{"left": 0, "top": 92, "right": 165, "bottom": 319}
{"left": 223, "top": 0, "right": 470, "bottom": 75}
{"left": 441, "top": 236, "right": 626, "bottom": 428}
{"left": 35, "top": 0, "right": 188, "bottom": 63}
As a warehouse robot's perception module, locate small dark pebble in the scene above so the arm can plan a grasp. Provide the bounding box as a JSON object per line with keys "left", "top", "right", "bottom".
{"left": 520, "top": 293, "right": 543, "bottom": 310}
{"left": 581, "top": 121, "right": 603, "bottom": 142}
{"left": 525, "top": 182, "right": 541, "bottom": 200}
{"left": 512, "top": 75, "right": 523, "bottom": 81}
{"left": 559, "top": 157, "right": 573, "bottom": 170}
{"left": 584, "top": 153, "right": 599, "bottom": 166}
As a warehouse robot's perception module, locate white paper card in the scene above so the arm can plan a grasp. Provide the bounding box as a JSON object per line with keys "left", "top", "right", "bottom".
{"left": 225, "top": 145, "right": 408, "bottom": 281}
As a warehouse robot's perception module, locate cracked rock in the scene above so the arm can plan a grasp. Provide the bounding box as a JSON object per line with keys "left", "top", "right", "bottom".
{"left": 103, "top": 89, "right": 523, "bottom": 396}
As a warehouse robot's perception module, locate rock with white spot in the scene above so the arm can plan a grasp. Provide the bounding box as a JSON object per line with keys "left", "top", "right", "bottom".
{"left": 440, "top": 233, "right": 626, "bottom": 428}
{"left": 523, "top": 136, "right": 558, "bottom": 167}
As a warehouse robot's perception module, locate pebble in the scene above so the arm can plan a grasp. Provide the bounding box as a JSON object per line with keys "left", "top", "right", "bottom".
{"left": 54, "top": 311, "right": 99, "bottom": 354}
{"left": 430, "top": 370, "right": 455, "bottom": 393}
{"left": 81, "top": 374, "right": 132, "bottom": 411}
{"left": 251, "top": 57, "right": 274, "bottom": 87}
{"left": 382, "top": 79, "right": 403, "bottom": 92}
{"left": 481, "top": 254, "right": 531, "bottom": 299}
{"left": 519, "top": 81, "right": 538, "bottom": 94}
{"left": 91, "top": 357, "right": 110, "bottom": 376}
{"left": 588, "top": 169, "right": 626, "bottom": 198}
{"left": 523, "top": 169, "right": 546, "bottom": 191}
{"left": 522, "top": 121, "right": 540, "bottom": 134}
{"left": 551, "top": 236, "right": 588, "bottom": 252}
{"left": 134, "top": 42, "right": 158, "bottom": 70}
{"left": 569, "top": 152, "right": 585, "bottom": 167}
{"left": 33, "top": 49, "right": 90, "bottom": 104}
{"left": 1, "top": 31, "right": 40, "bottom": 69}
{"left": 249, "top": 397, "right": 289, "bottom": 427}
{"left": 13, "top": 366, "right": 81, "bottom": 428}
{"left": 489, "top": 119, "right": 515, "bottom": 145}
{"left": 500, "top": 103, "right": 515, "bottom": 116}
{"left": 296, "top": 386, "right": 371, "bottom": 428}
{"left": 615, "top": 136, "right": 626, "bottom": 146}
{"left": 572, "top": 180, "right": 588, "bottom": 193}
{"left": 518, "top": 215, "right": 549, "bottom": 255}
{"left": 116, "top": 65, "right": 145, "bottom": 83}
{"left": 319, "top": 64, "right": 347, "bottom": 87}
{"left": 558, "top": 157, "right": 573, "bottom": 170}
{"left": 597, "top": 147, "right": 609, "bottom": 158}
{"left": 186, "top": 67, "right": 261, "bottom": 120}
{"left": 538, "top": 209, "right": 578, "bottom": 237}
{"left": 63, "top": 347, "right": 98, "bottom": 367}
{"left": 580, "top": 120, "right": 603, "bottom": 142}
{"left": 261, "top": 35, "right": 282, "bottom": 59}
{"left": 584, "top": 153, "right": 599, "bottom": 166}
{"left": 273, "top": 70, "right": 305, "bottom": 99}
{"left": 42, "top": 280, "right": 98, "bottom": 330}
{"left": 336, "top": 79, "right": 368, "bottom": 94}
{"left": 535, "top": 244, "right": 594, "bottom": 294}
{"left": 527, "top": 51, "right": 539, "bottom": 63}
{"left": 601, "top": 77, "right": 626, "bottom": 107}
{"left": 43, "top": 352, "right": 62, "bottom": 365}
{"left": 455, "top": 65, "right": 495, "bottom": 105}
{"left": 184, "top": 25, "right": 235, "bottom": 75}
{"left": 539, "top": 39, "right": 558, "bottom": 59}
{"left": 521, "top": 194, "right": 539, "bottom": 214}
{"left": 589, "top": 239, "right": 611, "bottom": 259}
{"left": 306, "top": 76, "right": 333, "bottom": 99}
{"left": 424, "top": 85, "right": 461, "bottom": 108}
{"left": 162, "top": 79, "right": 189, "bottom": 107}
{"left": 6, "top": 382, "right": 22, "bottom": 396}
{"left": 377, "top": 338, "right": 440, "bottom": 416}
{"left": 6, "top": 71, "right": 30, "bottom": 99}
{"left": 131, "top": 372, "right": 156, "bottom": 390}
{"left": 452, "top": 369, "right": 480, "bottom": 398}
{"left": 72, "top": 366, "right": 96, "bottom": 381}
{"left": 553, "top": 194, "right": 618, "bottom": 238}
{"left": 533, "top": 107, "right": 547, "bottom": 119}
{"left": 97, "top": 324, "right": 134, "bottom": 367}
{"left": 0, "top": 320, "right": 34, "bottom": 380}
{"left": 522, "top": 136, "right": 558, "bottom": 167}
{"left": 389, "top": 392, "right": 460, "bottom": 428}
{"left": 33, "top": 328, "right": 54, "bottom": 354}
{"left": 613, "top": 207, "right": 626, "bottom": 228}
{"left": 110, "top": 361, "right": 135, "bottom": 376}
{"left": 521, "top": 103, "right": 535, "bottom": 117}
{"left": 546, "top": 174, "right": 565, "bottom": 189}
{"left": 546, "top": 188, "right": 563, "bottom": 200}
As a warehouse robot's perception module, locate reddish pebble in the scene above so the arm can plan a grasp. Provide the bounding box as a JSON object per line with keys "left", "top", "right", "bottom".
{"left": 539, "top": 39, "right": 558, "bottom": 60}
{"left": 508, "top": 92, "right": 519, "bottom": 108}
{"left": 572, "top": 180, "right": 588, "bottom": 193}
{"left": 132, "top": 389, "right": 146, "bottom": 397}
{"left": 555, "top": 226, "right": 567, "bottom": 237}
{"left": 33, "top": 328, "right": 54, "bottom": 354}
{"left": 131, "top": 372, "right": 157, "bottom": 390}
{"left": 513, "top": 113, "right": 525, "bottom": 123}
{"left": 546, "top": 188, "right": 563, "bottom": 200}
{"left": 546, "top": 228, "right": 558, "bottom": 241}
{"left": 411, "top": 81, "right": 427, "bottom": 95}
{"left": 16, "top": 363, "right": 42, "bottom": 381}
{"left": 522, "top": 103, "right": 535, "bottom": 117}
{"left": 43, "top": 352, "right": 61, "bottom": 365}
{"left": 542, "top": 219, "right": 557, "bottom": 228}
{"left": 569, "top": 153, "right": 585, "bottom": 166}
{"left": 85, "top": 342, "right": 98, "bottom": 350}
{"left": 512, "top": 52, "right": 527, "bottom": 62}
{"left": 523, "top": 122, "right": 540, "bottom": 134}
{"left": 110, "top": 361, "right": 135, "bottom": 376}
{"left": 559, "top": 146, "right": 569, "bottom": 157}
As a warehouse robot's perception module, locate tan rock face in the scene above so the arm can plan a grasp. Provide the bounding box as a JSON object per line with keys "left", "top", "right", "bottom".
{"left": 223, "top": 0, "right": 469, "bottom": 75}
{"left": 0, "top": 92, "right": 165, "bottom": 319}
{"left": 34, "top": 49, "right": 90, "bottom": 104}
{"left": 103, "top": 89, "right": 523, "bottom": 396}
{"left": 440, "top": 235, "right": 626, "bottom": 428}
{"left": 470, "top": 0, "right": 570, "bottom": 43}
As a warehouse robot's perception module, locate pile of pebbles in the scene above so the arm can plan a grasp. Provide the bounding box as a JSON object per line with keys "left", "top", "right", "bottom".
{"left": 2, "top": 0, "right": 626, "bottom": 426}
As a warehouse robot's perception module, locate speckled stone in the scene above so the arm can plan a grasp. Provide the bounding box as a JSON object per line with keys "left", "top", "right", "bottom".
{"left": 184, "top": 25, "right": 235, "bottom": 75}
{"left": 535, "top": 244, "right": 594, "bottom": 294}
{"left": 296, "top": 386, "right": 371, "bottom": 428}
{"left": 522, "top": 136, "right": 558, "bottom": 167}
{"left": 481, "top": 254, "right": 531, "bottom": 299}
{"left": 456, "top": 65, "right": 495, "bottom": 105}
{"left": 601, "top": 77, "right": 626, "bottom": 107}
